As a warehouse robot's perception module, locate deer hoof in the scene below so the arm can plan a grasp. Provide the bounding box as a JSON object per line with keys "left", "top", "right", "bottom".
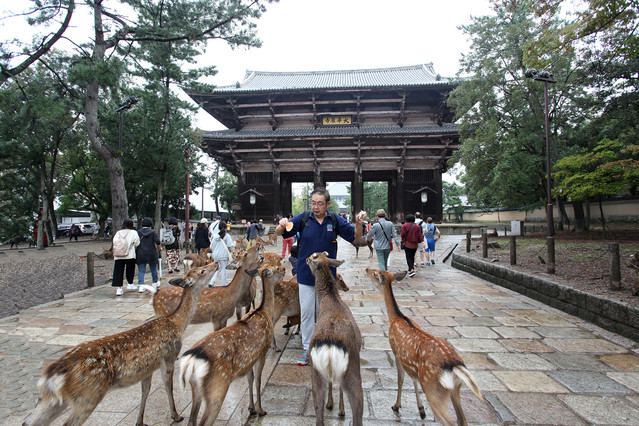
{"left": 326, "top": 402, "right": 333, "bottom": 409}
{"left": 172, "top": 414, "right": 185, "bottom": 422}
{"left": 391, "top": 404, "right": 401, "bottom": 412}
{"left": 258, "top": 410, "right": 267, "bottom": 416}
{"left": 419, "top": 407, "right": 426, "bottom": 419}
{"left": 338, "top": 410, "right": 345, "bottom": 417}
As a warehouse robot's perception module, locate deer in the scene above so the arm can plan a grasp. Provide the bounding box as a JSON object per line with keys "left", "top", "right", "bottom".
{"left": 146, "top": 244, "right": 263, "bottom": 331}
{"left": 306, "top": 251, "right": 363, "bottom": 426}
{"left": 350, "top": 236, "right": 374, "bottom": 258}
{"left": 179, "top": 262, "right": 286, "bottom": 425}
{"left": 268, "top": 233, "right": 278, "bottom": 246}
{"left": 24, "top": 262, "right": 219, "bottom": 426}
{"left": 183, "top": 252, "right": 210, "bottom": 273}
{"left": 365, "top": 268, "right": 483, "bottom": 425}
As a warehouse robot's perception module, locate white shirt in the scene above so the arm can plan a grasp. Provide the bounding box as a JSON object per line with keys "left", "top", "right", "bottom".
{"left": 209, "top": 232, "right": 236, "bottom": 261}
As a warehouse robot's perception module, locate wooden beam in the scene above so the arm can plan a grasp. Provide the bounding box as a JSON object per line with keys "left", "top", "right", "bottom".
{"left": 235, "top": 110, "right": 427, "bottom": 120}
{"left": 210, "top": 143, "right": 459, "bottom": 154}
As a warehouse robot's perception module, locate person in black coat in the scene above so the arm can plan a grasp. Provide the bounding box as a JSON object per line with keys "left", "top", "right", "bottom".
{"left": 194, "top": 218, "right": 210, "bottom": 254}
{"left": 137, "top": 217, "right": 161, "bottom": 291}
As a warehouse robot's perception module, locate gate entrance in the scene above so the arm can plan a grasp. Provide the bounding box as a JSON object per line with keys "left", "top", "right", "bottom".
{"left": 189, "top": 64, "right": 459, "bottom": 222}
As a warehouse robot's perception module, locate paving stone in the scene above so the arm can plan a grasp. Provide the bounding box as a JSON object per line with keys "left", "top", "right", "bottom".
{"left": 549, "top": 371, "right": 634, "bottom": 394}
{"left": 492, "top": 325, "right": 541, "bottom": 339}
{"left": 608, "top": 372, "right": 639, "bottom": 392}
{"left": 494, "top": 315, "right": 539, "bottom": 327}
{"left": 488, "top": 353, "right": 555, "bottom": 370}
{"left": 499, "top": 338, "right": 555, "bottom": 353}
{"left": 454, "top": 326, "right": 500, "bottom": 339}
{"left": 532, "top": 326, "right": 595, "bottom": 338}
{"left": 544, "top": 337, "right": 627, "bottom": 353}
{"left": 600, "top": 354, "right": 639, "bottom": 371}
{"left": 448, "top": 338, "right": 507, "bottom": 353}
{"left": 495, "top": 392, "right": 587, "bottom": 425}
{"left": 543, "top": 353, "right": 612, "bottom": 371}
{"left": 559, "top": 394, "right": 639, "bottom": 424}
{"left": 454, "top": 316, "right": 502, "bottom": 327}
{"left": 493, "top": 370, "right": 569, "bottom": 393}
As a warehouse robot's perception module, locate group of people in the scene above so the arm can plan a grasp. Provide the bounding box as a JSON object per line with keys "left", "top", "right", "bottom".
{"left": 111, "top": 217, "right": 172, "bottom": 296}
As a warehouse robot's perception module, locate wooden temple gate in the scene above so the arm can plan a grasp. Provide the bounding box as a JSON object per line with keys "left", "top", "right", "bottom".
{"left": 188, "top": 64, "right": 459, "bottom": 222}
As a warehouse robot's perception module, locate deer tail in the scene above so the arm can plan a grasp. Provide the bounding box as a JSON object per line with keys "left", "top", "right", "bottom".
{"left": 310, "top": 341, "right": 349, "bottom": 384}
{"left": 453, "top": 366, "right": 483, "bottom": 400}
{"left": 179, "top": 349, "right": 209, "bottom": 391}
{"left": 37, "top": 373, "right": 66, "bottom": 406}
{"left": 138, "top": 285, "right": 157, "bottom": 301}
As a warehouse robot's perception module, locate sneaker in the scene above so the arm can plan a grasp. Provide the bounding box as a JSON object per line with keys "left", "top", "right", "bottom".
{"left": 421, "top": 262, "right": 425, "bottom": 266}
{"left": 126, "top": 283, "right": 137, "bottom": 290}
{"left": 408, "top": 270, "right": 416, "bottom": 277}
{"left": 115, "top": 287, "right": 123, "bottom": 296}
{"left": 139, "top": 286, "right": 146, "bottom": 293}
{"left": 297, "top": 350, "right": 310, "bottom": 366}
{"left": 431, "top": 260, "right": 435, "bottom": 265}
{"left": 152, "top": 282, "right": 160, "bottom": 289}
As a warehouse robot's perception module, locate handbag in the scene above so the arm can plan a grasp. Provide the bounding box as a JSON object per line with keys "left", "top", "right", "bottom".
{"left": 401, "top": 223, "right": 415, "bottom": 250}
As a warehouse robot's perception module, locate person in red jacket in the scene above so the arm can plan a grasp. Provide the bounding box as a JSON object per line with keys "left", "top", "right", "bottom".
{"left": 400, "top": 214, "right": 424, "bottom": 277}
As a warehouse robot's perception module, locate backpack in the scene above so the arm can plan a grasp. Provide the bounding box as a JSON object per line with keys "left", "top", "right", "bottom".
{"left": 113, "top": 231, "right": 132, "bottom": 257}
{"left": 160, "top": 226, "right": 175, "bottom": 245}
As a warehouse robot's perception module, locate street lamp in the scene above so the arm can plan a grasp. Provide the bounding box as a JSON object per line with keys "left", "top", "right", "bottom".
{"left": 249, "top": 193, "right": 256, "bottom": 221}
{"left": 421, "top": 191, "right": 428, "bottom": 219}
{"left": 115, "top": 96, "right": 138, "bottom": 150}
{"left": 525, "top": 68, "right": 556, "bottom": 274}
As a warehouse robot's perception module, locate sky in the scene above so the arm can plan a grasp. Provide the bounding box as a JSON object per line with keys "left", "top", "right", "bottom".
{"left": 2, "top": 0, "right": 493, "bottom": 211}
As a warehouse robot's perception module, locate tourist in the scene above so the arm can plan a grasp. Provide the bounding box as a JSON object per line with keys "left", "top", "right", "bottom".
{"left": 366, "top": 209, "right": 400, "bottom": 271}
{"left": 400, "top": 214, "right": 423, "bottom": 277}
{"left": 424, "top": 217, "right": 441, "bottom": 265}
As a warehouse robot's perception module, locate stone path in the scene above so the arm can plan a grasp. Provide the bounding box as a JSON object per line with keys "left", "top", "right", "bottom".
{"left": 1, "top": 236, "right": 639, "bottom": 425}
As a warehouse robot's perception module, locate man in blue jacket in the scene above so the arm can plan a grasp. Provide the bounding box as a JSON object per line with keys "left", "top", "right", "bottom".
{"left": 275, "top": 187, "right": 365, "bottom": 365}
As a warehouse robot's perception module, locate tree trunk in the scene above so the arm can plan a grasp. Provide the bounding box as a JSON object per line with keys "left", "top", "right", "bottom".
{"left": 154, "top": 172, "right": 166, "bottom": 232}
{"left": 85, "top": 2, "right": 128, "bottom": 233}
{"left": 556, "top": 196, "right": 571, "bottom": 231}
{"left": 572, "top": 201, "right": 586, "bottom": 232}
{"left": 585, "top": 198, "right": 591, "bottom": 229}
{"left": 599, "top": 197, "right": 608, "bottom": 239}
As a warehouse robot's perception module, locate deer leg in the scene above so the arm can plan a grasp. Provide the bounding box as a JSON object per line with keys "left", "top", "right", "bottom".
{"left": 27, "top": 398, "right": 67, "bottom": 426}
{"left": 160, "top": 358, "right": 183, "bottom": 422}
{"left": 450, "top": 384, "right": 468, "bottom": 426}
{"left": 326, "top": 381, "right": 334, "bottom": 409}
{"left": 199, "top": 380, "right": 231, "bottom": 426}
{"left": 134, "top": 376, "right": 152, "bottom": 426}
{"left": 338, "top": 387, "right": 345, "bottom": 417}
{"left": 187, "top": 381, "right": 201, "bottom": 426}
{"left": 392, "top": 361, "right": 404, "bottom": 412}
{"left": 341, "top": 369, "right": 363, "bottom": 426}
{"left": 423, "top": 385, "right": 455, "bottom": 426}
{"left": 62, "top": 402, "right": 100, "bottom": 426}
{"left": 252, "top": 354, "right": 268, "bottom": 416}
{"left": 271, "top": 335, "right": 281, "bottom": 352}
{"left": 247, "top": 369, "right": 256, "bottom": 415}
{"left": 412, "top": 377, "right": 426, "bottom": 419}
{"left": 311, "top": 369, "right": 328, "bottom": 426}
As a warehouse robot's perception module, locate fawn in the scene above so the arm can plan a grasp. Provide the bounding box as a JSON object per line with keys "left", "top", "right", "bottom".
{"left": 366, "top": 268, "right": 482, "bottom": 425}
{"left": 179, "top": 263, "right": 286, "bottom": 425}
{"left": 147, "top": 245, "right": 263, "bottom": 330}
{"left": 24, "top": 263, "right": 218, "bottom": 426}
{"left": 307, "top": 252, "right": 363, "bottom": 426}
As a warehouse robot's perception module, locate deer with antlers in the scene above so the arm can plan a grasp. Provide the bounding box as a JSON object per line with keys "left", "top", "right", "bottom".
{"left": 366, "top": 268, "right": 482, "bottom": 425}
{"left": 24, "top": 262, "right": 219, "bottom": 426}
{"left": 307, "top": 252, "right": 363, "bottom": 426}
{"left": 145, "top": 244, "right": 263, "bottom": 331}
{"left": 180, "top": 263, "right": 286, "bottom": 425}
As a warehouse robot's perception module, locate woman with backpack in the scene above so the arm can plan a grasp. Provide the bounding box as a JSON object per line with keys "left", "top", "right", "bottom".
{"left": 400, "top": 214, "right": 424, "bottom": 278}
{"left": 208, "top": 221, "right": 236, "bottom": 287}
{"left": 111, "top": 218, "right": 140, "bottom": 296}
{"left": 136, "top": 217, "right": 161, "bottom": 292}
{"left": 164, "top": 217, "right": 181, "bottom": 274}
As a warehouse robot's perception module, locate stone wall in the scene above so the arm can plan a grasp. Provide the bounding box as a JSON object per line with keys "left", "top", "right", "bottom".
{"left": 452, "top": 251, "right": 639, "bottom": 342}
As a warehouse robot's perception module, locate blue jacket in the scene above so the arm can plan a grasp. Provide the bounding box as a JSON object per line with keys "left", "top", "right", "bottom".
{"left": 282, "top": 211, "right": 355, "bottom": 286}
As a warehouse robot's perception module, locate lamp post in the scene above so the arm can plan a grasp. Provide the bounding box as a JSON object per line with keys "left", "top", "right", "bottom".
{"left": 185, "top": 148, "right": 191, "bottom": 248}
{"left": 525, "top": 68, "right": 556, "bottom": 274}
{"left": 420, "top": 191, "right": 428, "bottom": 217}
{"left": 249, "top": 193, "right": 256, "bottom": 221}
{"left": 115, "top": 96, "right": 138, "bottom": 150}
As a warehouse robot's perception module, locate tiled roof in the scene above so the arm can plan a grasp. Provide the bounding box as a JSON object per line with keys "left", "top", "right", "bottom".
{"left": 213, "top": 64, "right": 451, "bottom": 93}
{"left": 202, "top": 123, "right": 458, "bottom": 139}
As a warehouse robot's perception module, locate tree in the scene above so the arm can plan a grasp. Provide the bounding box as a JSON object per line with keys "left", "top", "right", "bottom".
{"left": 553, "top": 138, "right": 639, "bottom": 237}
{"left": 442, "top": 181, "right": 466, "bottom": 222}
{"left": 448, "top": 0, "right": 593, "bottom": 211}
{"left": 212, "top": 170, "right": 238, "bottom": 217}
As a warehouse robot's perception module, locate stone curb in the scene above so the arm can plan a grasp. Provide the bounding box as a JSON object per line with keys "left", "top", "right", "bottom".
{"left": 451, "top": 251, "right": 639, "bottom": 342}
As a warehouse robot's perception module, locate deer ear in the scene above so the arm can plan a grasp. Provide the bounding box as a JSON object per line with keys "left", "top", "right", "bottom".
{"left": 394, "top": 271, "right": 407, "bottom": 282}
{"left": 245, "top": 268, "right": 259, "bottom": 277}
{"left": 169, "top": 277, "right": 185, "bottom": 287}
{"left": 262, "top": 268, "right": 274, "bottom": 277}
{"left": 328, "top": 258, "right": 345, "bottom": 268}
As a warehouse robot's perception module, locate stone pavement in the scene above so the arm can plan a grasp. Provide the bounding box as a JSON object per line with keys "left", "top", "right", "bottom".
{"left": 2, "top": 235, "right": 639, "bottom": 425}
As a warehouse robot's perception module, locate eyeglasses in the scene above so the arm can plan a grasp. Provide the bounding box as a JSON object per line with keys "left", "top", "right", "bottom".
{"left": 311, "top": 201, "right": 326, "bottom": 207}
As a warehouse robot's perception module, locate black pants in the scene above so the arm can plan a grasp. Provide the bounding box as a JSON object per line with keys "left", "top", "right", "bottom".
{"left": 112, "top": 258, "right": 136, "bottom": 287}
{"left": 404, "top": 247, "right": 417, "bottom": 272}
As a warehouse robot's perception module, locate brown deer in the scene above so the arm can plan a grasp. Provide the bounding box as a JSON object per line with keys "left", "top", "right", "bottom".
{"left": 268, "top": 233, "right": 278, "bottom": 246}
{"left": 307, "top": 252, "right": 363, "bottom": 426}
{"left": 183, "top": 252, "right": 210, "bottom": 273}
{"left": 24, "top": 262, "right": 219, "bottom": 426}
{"left": 365, "top": 268, "right": 483, "bottom": 425}
{"left": 147, "top": 245, "right": 263, "bottom": 330}
{"left": 179, "top": 263, "right": 286, "bottom": 425}
{"left": 351, "top": 236, "right": 374, "bottom": 258}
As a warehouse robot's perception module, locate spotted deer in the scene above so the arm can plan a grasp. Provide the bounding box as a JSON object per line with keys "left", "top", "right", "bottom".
{"left": 24, "top": 263, "right": 219, "bottom": 426}
{"left": 147, "top": 245, "right": 263, "bottom": 330}
{"left": 307, "top": 252, "right": 363, "bottom": 426}
{"left": 179, "top": 263, "right": 286, "bottom": 425}
{"left": 365, "top": 268, "right": 483, "bottom": 425}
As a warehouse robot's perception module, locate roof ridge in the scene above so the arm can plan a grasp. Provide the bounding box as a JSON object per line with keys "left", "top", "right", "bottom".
{"left": 241, "top": 63, "right": 435, "bottom": 77}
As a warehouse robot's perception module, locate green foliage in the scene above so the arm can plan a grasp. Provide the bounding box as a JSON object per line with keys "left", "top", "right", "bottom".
{"left": 212, "top": 170, "right": 238, "bottom": 214}
{"left": 362, "top": 182, "right": 387, "bottom": 217}
{"left": 553, "top": 139, "right": 639, "bottom": 200}
{"left": 449, "top": 0, "right": 593, "bottom": 210}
